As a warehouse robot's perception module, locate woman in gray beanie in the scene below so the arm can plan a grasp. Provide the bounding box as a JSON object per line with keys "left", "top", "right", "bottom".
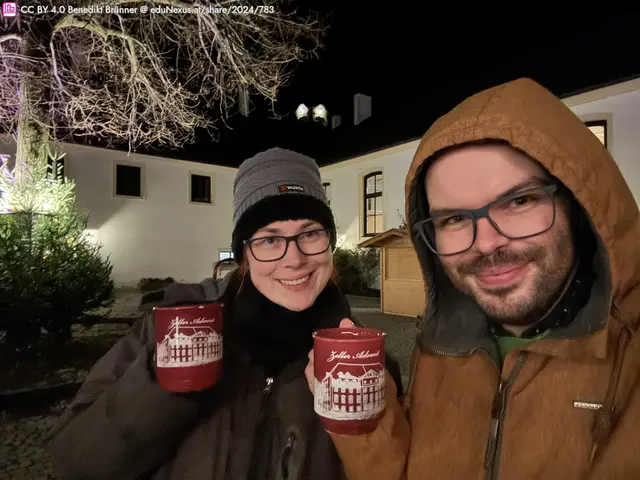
{"left": 49, "top": 147, "right": 403, "bottom": 480}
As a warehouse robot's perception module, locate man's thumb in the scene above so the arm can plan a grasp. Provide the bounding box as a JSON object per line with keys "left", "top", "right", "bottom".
{"left": 339, "top": 318, "right": 355, "bottom": 328}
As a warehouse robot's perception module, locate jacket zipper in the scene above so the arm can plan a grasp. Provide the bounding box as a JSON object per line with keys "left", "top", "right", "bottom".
{"left": 404, "top": 344, "right": 483, "bottom": 410}
{"left": 424, "top": 345, "right": 471, "bottom": 357}
{"left": 402, "top": 342, "right": 422, "bottom": 410}
{"left": 590, "top": 305, "right": 632, "bottom": 462}
{"left": 263, "top": 376, "right": 274, "bottom": 394}
{"left": 484, "top": 352, "right": 528, "bottom": 480}
{"left": 280, "top": 433, "right": 296, "bottom": 479}
{"left": 248, "top": 376, "right": 275, "bottom": 480}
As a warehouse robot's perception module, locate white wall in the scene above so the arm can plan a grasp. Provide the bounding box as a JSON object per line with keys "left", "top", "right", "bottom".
{"left": 568, "top": 88, "right": 640, "bottom": 205}
{"left": 323, "top": 80, "right": 640, "bottom": 252}
{"left": 0, "top": 138, "right": 237, "bottom": 287}
{"left": 320, "top": 141, "right": 419, "bottom": 249}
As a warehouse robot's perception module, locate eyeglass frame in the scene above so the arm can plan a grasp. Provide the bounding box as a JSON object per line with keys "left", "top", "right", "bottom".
{"left": 243, "top": 228, "right": 333, "bottom": 262}
{"left": 413, "top": 183, "right": 559, "bottom": 257}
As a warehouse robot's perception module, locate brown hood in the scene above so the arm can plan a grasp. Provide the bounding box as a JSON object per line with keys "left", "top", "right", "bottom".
{"left": 405, "top": 78, "right": 640, "bottom": 360}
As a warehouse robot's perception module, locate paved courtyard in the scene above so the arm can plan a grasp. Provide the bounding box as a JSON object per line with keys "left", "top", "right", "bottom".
{"left": 0, "top": 292, "right": 417, "bottom": 479}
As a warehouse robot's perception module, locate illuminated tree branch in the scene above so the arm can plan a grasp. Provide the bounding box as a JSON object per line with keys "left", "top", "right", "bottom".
{"left": 0, "top": 0, "right": 325, "bottom": 153}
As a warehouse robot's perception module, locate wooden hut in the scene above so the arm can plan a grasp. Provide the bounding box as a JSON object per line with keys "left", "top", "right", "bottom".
{"left": 358, "top": 228, "right": 426, "bottom": 317}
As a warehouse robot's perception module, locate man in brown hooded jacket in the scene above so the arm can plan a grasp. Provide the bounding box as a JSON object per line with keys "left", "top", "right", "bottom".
{"left": 319, "top": 78, "right": 640, "bottom": 479}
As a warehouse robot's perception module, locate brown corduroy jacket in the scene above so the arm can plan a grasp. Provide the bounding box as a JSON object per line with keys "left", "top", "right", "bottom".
{"left": 329, "top": 78, "right": 640, "bottom": 479}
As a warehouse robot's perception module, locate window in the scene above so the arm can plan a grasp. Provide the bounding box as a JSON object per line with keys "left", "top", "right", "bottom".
{"left": 115, "top": 163, "right": 142, "bottom": 198}
{"left": 191, "top": 174, "right": 212, "bottom": 204}
{"left": 322, "top": 181, "right": 331, "bottom": 206}
{"left": 586, "top": 120, "right": 607, "bottom": 148}
{"left": 218, "top": 250, "right": 233, "bottom": 261}
{"left": 46, "top": 157, "right": 65, "bottom": 181}
{"left": 363, "top": 171, "right": 383, "bottom": 237}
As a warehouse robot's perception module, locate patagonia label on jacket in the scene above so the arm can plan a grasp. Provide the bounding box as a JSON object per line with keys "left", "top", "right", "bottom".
{"left": 573, "top": 401, "right": 603, "bottom": 410}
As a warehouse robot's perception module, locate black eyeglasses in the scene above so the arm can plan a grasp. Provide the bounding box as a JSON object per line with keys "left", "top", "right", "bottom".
{"left": 413, "top": 184, "right": 559, "bottom": 256}
{"left": 244, "top": 228, "right": 332, "bottom": 262}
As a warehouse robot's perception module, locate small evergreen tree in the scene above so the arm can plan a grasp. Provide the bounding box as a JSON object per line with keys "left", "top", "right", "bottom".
{"left": 397, "top": 209, "right": 408, "bottom": 229}
{"left": 0, "top": 148, "right": 114, "bottom": 346}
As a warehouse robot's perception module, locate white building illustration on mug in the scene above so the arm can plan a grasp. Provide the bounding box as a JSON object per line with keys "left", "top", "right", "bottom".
{"left": 314, "top": 362, "right": 385, "bottom": 420}
{"left": 156, "top": 321, "right": 222, "bottom": 368}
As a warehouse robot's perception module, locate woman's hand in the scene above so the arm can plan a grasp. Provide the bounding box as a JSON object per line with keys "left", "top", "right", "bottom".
{"left": 305, "top": 318, "right": 355, "bottom": 393}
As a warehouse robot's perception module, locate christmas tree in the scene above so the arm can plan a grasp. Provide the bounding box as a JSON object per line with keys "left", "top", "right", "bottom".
{"left": 0, "top": 147, "right": 114, "bottom": 346}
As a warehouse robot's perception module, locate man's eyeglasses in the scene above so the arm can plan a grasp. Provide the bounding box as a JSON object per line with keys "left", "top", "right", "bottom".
{"left": 244, "top": 228, "right": 332, "bottom": 262}
{"left": 413, "top": 184, "right": 559, "bottom": 256}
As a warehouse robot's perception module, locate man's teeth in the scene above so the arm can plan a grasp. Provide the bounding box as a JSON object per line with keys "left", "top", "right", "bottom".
{"left": 279, "top": 275, "right": 310, "bottom": 286}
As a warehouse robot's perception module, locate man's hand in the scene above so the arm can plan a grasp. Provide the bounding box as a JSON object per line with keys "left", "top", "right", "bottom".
{"left": 305, "top": 318, "right": 355, "bottom": 393}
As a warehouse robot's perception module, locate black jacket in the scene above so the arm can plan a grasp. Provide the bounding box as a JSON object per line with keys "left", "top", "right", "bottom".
{"left": 47, "top": 274, "right": 403, "bottom": 480}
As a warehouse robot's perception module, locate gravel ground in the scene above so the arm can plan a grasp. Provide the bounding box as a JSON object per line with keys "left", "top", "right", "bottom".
{"left": 354, "top": 311, "right": 417, "bottom": 390}
{"left": 88, "top": 288, "right": 143, "bottom": 319}
{"left": 1, "top": 289, "right": 143, "bottom": 479}
{"left": 0, "top": 402, "right": 68, "bottom": 480}
{"left": 0, "top": 324, "right": 131, "bottom": 393}
{"left": 1, "top": 294, "right": 418, "bottom": 479}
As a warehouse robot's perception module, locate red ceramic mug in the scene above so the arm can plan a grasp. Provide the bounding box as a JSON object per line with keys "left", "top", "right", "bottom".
{"left": 313, "top": 327, "right": 386, "bottom": 435}
{"left": 153, "top": 303, "right": 224, "bottom": 392}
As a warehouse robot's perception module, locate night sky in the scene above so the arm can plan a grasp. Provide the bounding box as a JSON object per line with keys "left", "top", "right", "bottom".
{"left": 127, "top": 5, "right": 640, "bottom": 168}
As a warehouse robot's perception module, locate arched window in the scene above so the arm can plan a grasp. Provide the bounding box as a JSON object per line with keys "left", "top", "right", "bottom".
{"left": 363, "top": 172, "right": 383, "bottom": 237}
{"left": 585, "top": 120, "right": 607, "bottom": 148}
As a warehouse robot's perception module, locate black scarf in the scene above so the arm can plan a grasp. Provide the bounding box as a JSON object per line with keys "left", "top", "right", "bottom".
{"left": 224, "top": 278, "right": 351, "bottom": 377}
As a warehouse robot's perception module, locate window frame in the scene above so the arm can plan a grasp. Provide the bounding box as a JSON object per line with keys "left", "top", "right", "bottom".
{"left": 46, "top": 156, "right": 65, "bottom": 182}
{"left": 362, "top": 171, "right": 384, "bottom": 237}
{"left": 218, "top": 249, "right": 234, "bottom": 261}
{"left": 585, "top": 119, "right": 608, "bottom": 149}
{"left": 189, "top": 172, "right": 214, "bottom": 205}
{"left": 113, "top": 161, "right": 145, "bottom": 199}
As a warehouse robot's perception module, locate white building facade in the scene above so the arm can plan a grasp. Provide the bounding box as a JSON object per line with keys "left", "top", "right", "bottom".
{"left": 0, "top": 139, "right": 237, "bottom": 287}
{"left": 321, "top": 78, "right": 640, "bottom": 250}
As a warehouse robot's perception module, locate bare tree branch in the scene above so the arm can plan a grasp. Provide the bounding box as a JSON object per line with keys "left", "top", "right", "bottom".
{"left": 0, "top": 34, "right": 22, "bottom": 44}
{"left": 0, "top": 0, "right": 326, "bottom": 154}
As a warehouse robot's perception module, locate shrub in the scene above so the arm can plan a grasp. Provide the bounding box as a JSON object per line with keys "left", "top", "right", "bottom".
{"left": 0, "top": 150, "right": 114, "bottom": 346}
{"left": 333, "top": 246, "right": 380, "bottom": 296}
{"left": 0, "top": 210, "right": 115, "bottom": 346}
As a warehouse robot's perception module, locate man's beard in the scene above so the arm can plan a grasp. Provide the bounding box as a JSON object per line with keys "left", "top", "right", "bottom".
{"left": 444, "top": 230, "right": 574, "bottom": 326}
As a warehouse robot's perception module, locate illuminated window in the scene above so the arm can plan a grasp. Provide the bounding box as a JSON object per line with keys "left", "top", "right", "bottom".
{"left": 586, "top": 120, "right": 607, "bottom": 148}
{"left": 363, "top": 172, "right": 383, "bottom": 237}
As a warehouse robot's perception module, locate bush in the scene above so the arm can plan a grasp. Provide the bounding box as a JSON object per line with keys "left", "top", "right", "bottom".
{"left": 0, "top": 210, "right": 115, "bottom": 346}
{"left": 0, "top": 149, "right": 115, "bottom": 346}
{"left": 333, "top": 246, "right": 380, "bottom": 297}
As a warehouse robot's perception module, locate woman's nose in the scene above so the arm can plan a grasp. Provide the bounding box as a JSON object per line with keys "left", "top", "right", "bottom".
{"left": 280, "top": 239, "right": 305, "bottom": 266}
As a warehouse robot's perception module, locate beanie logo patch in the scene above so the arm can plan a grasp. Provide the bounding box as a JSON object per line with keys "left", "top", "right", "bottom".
{"left": 278, "top": 184, "right": 305, "bottom": 193}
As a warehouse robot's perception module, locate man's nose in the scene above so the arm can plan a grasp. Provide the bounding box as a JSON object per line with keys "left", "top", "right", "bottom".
{"left": 472, "top": 218, "right": 510, "bottom": 255}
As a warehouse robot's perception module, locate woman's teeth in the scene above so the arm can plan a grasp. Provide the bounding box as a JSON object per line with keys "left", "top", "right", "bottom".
{"left": 279, "top": 275, "right": 310, "bottom": 286}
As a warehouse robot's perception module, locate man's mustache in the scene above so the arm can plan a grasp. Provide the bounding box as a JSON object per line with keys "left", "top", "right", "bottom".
{"left": 457, "top": 247, "right": 545, "bottom": 275}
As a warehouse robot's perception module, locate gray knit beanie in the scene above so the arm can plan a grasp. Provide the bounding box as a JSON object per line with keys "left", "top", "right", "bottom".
{"left": 231, "top": 147, "right": 336, "bottom": 262}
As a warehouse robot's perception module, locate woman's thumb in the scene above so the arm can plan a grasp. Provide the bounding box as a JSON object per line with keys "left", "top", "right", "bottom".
{"left": 339, "top": 318, "right": 355, "bottom": 328}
